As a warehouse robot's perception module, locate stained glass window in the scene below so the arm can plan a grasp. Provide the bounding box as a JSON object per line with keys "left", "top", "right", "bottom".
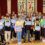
{"left": 43, "top": 0, "right": 45, "bottom": 13}
{"left": 18, "top": 0, "right": 35, "bottom": 15}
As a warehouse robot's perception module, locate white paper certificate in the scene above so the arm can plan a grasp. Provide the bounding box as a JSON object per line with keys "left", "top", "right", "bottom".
{"left": 25, "top": 21, "right": 31, "bottom": 25}
{"left": 5, "top": 22, "right": 10, "bottom": 27}
{"left": 35, "top": 26, "right": 40, "bottom": 31}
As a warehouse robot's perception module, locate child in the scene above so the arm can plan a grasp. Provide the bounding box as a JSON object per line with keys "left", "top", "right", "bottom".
{"left": 42, "top": 15, "right": 45, "bottom": 39}
{"left": 4, "top": 14, "right": 11, "bottom": 44}
{"left": 24, "top": 17, "right": 31, "bottom": 42}
{"left": 21, "top": 15, "right": 25, "bottom": 39}
{"left": 15, "top": 16, "right": 24, "bottom": 45}
{"left": 31, "top": 14, "right": 35, "bottom": 37}
{"left": 0, "top": 16, "right": 4, "bottom": 44}
{"left": 35, "top": 19, "right": 41, "bottom": 40}
{"left": 11, "top": 15, "right": 17, "bottom": 39}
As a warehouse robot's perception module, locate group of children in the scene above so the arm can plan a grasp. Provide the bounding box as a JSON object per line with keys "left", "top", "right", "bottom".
{"left": 0, "top": 12, "right": 45, "bottom": 45}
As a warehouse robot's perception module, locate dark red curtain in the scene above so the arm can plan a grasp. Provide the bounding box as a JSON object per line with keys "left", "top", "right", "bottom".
{"left": 0, "top": 0, "right": 1, "bottom": 15}
{"left": 0, "top": 0, "right": 1, "bottom": 18}
{"left": 1, "top": 0, "right": 7, "bottom": 16}
{"left": 37, "top": 0, "right": 43, "bottom": 13}
{"left": 11, "top": 0, "right": 18, "bottom": 15}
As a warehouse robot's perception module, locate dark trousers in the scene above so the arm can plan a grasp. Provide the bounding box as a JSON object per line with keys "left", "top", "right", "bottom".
{"left": 30, "top": 29, "right": 33, "bottom": 37}
{"left": 13, "top": 31, "right": 16, "bottom": 37}
{"left": 0, "top": 31, "right": 4, "bottom": 43}
{"left": 24, "top": 30, "right": 30, "bottom": 41}
{"left": 43, "top": 28, "right": 45, "bottom": 38}
{"left": 23, "top": 25, "right": 31, "bottom": 41}
{"left": 22, "top": 27, "right": 26, "bottom": 39}
{"left": 35, "top": 31, "right": 40, "bottom": 40}
{"left": 11, "top": 30, "right": 16, "bottom": 39}
{"left": 11, "top": 30, "right": 14, "bottom": 39}
{"left": 0, "top": 34, "right": 4, "bottom": 43}
{"left": 41, "top": 27, "right": 43, "bottom": 36}
{"left": 11, "top": 26, "right": 16, "bottom": 39}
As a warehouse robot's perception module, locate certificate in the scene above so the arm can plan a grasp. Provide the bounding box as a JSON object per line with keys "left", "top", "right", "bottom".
{"left": 25, "top": 21, "right": 31, "bottom": 25}
{"left": 5, "top": 22, "right": 10, "bottom": 26}
{"left": 15, "top": 26, "right": 22, "bottom": 31}
{"left": 11, "top": 19, "right": 16, "bottom": 23}
{"left": 35, "top": 26, "right": 40, "bottom": 31}
{"left": 0, "top": 26, "right": 3, "bottom": 29}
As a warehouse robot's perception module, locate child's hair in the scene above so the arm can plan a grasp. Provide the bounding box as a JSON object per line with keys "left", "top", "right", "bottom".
{"left": 36, "top": 18, "right": 39, "bottom": 21}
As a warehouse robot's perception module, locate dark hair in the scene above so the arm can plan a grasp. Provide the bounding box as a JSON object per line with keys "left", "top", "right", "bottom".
{"left": 36, "top": 18, "right": 39, "bottom": 21}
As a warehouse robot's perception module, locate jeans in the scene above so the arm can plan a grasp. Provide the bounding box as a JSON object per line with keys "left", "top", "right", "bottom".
{"left": 17, "top": 32, "right": 22, "bottom": 42}
{"left": 0, "top": 30, "right": 4, "bottom": 43}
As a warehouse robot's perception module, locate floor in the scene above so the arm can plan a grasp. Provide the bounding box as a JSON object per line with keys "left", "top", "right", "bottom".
{"left": 10, "top": 41, "right": 45, "bottom": 45}
{"left": 9, "top": 39, "right": 45, "bottom": 45}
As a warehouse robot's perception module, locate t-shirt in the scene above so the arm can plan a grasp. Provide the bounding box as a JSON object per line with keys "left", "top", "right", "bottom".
{"left": 40, "top": 19, "right": 45, "bottom": 27}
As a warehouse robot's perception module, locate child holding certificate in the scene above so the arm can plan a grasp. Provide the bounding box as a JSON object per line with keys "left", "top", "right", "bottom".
{"left": 24, "top": 17, "right": 31, "bottom": 42}
{"left": 42, "top": 15, "right": 45, "bottom": 38}
{"left": 11, "top": 15, "right": 16, "bottom": 39}
{"left": 0, "top": 17, "right": 4, "bottom": 44}
{"left": 35, "top": 19, "right": 41, "bottom": 40}
{"left": 31, "top": 14, "right": 35, "bottom": 37}
{"left": 4, "top": 14, "right": 11, "bottom": 45}
{"left": 15, "top": 16, "right": 24, "bottom": 45}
